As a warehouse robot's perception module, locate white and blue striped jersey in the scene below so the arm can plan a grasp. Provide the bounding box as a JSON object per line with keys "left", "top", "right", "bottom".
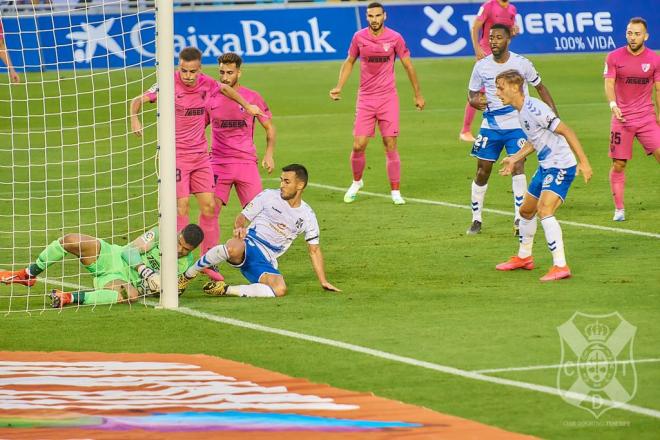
{"left": 519, "top": 96, "right": 577, "bottom": 169}
{"left": 469, "top": 52, "right": 542, "bottom": 130}
{"left": 241, "top": 189, "right": 320, "bottom": 266}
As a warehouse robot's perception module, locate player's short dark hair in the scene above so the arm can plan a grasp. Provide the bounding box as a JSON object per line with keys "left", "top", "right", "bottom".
{"left": 367, "top": 2, "right": 384, "bottom": 11}
{"left": 282, "top": 164, "right": 308, "bottom": 188}
{"left": 179, "top": 47, "right": 202, "bottom": 62}
{"left": 496, "top": 69, "right": 525, "bottom": 92}
{"left": 490, "top": 23, "right": 512, "bottom": 37}
{"left": 181, "top": 224, "right": 204, "bottom": 248}
{"left": 218, "top": 52, "right": 243, "bottom": 68}
{"left": 628, "top": 17, "right": 648, "bottom": 31}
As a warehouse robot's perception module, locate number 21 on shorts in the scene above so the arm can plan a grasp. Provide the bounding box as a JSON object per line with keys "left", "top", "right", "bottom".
{"left": 474, "top": 135, "right": 489, "bottom": 149}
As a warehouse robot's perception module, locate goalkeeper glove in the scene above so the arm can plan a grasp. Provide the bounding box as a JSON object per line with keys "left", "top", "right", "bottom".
{"left": 138, "top": 266, "right": 161, "bottom": 293}
{"left": 178, "top": 273, "right": 196, "bottom": 296}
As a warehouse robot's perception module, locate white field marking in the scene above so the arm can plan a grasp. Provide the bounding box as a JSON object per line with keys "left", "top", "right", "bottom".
{"left": 26, "top": 276, "right": 660, "bottom": 419}
{"left": 473, "top": 358, "right": 660, "bottom": 374}
{"left": 305, "top": 181, "right": 660, "bottom": 239}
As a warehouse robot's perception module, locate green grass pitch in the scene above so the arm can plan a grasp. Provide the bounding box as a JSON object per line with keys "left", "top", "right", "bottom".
{"left": 0, "top": 53, "right": 659, "bottom": 438}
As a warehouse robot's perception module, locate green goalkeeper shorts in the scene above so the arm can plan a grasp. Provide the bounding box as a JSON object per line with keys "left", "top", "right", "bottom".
{"left": 84, "top": 240, "right": 131, "bottom": 290}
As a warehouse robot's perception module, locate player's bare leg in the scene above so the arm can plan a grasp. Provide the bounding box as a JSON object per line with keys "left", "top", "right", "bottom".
{"left": 383, "top": 136, "right": 405, "bottom": 205}
{"left": 1, "top": 233, "right": 100, "bottom": 287}
{"left": 511, "top": 159, "right": 526, "bottom": 235}
{"left": 467, "top": 159, "right": 493, "bottom": 235}
{"left": 344, "top": 136, "right": 368, "bottom": 203}
{"left": 195, "top": 192, "right": 223, "bottom": 281}
{"left": 177, "top": 197, "right": 191, "bottom": 231}
{"left": 609, "top": 159, "right": 627, "bottom": 221}
{"left": 497, "top": 194, "right": 537, "bottom": 271}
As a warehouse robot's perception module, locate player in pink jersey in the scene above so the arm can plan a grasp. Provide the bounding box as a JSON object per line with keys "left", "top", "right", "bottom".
{"left": 460, "top": 0, "right": 518, "bottom": 142}
{"left": 604, "top": 17, "right": 660, "bottom": 222}
{"left": 130, "top": 47, "right": 261, "bottom": 281}
{"left": 206, "top": 52, "right": 275, "bottom": 247}
{"left": 329, "top": 2, "right": 424, "bottom": 205}
{"left": 0, "top": 19, "right": 20, "bottom": 83}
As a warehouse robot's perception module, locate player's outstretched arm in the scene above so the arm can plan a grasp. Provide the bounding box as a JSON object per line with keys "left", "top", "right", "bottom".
{"left": 129, "top": 94, "right": 151, "bottom": 137}
{"left": 221, "top": 85, "right": 262, "bottom": 117}
{"left": 400, "top": 57, "right": 425, "bottom": 110}
{"left": 499, "top": 141, "right": 535, "bottom": 176}
{"left": 0, "top": 38, "right": 20, "bottom": 83}
{"left": 307, "top": 244, "right": 340, "bottom": 292}
{"left": 259, "top": 118, "right": 276, "bottom": 174}
{"left": 554, "top": 122, "right": 592, "bottom": 183}
{"left": 329, "top": 56, "right": 356, "bottom": 101}
{"left": 534, "top": 82, "right": 559, "bottom": 117}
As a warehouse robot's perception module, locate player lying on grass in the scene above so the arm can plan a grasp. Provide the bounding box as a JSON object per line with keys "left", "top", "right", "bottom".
{"left": 494, "top": 70, "right": 592, "bottom": 281}
{"left": 0, "top": 225, "right": 203, "bottom": 307}
{"left": 178, "top": 164, "right": 340, "bottom": 297}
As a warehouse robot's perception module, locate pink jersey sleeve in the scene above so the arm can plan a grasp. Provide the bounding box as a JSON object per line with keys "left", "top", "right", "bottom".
{"left": 394, "top": 34, "right": 410, "bottom": 59}
{"left": 144, "top": 83, "right": 158, "bottom": 103}
{"left": 254, "top": 92, "right": 272, "bottom": 125}
{"left": 348, "top": 33, "right": 360, "bottom": 58}
{"left": 476, "top": 1, "right": 491, "bottom": 22}
{"left": 603, "top": 52, "right": 616, "bottom": 79}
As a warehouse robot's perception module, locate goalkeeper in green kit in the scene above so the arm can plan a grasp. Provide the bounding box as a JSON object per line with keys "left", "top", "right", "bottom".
{"left": 0, "top": 224, "right": 203, "bottom": 308}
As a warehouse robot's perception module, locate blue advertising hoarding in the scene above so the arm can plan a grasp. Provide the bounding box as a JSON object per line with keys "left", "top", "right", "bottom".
{"left": 1, "top": 1, "right": 657, "bottom": 71}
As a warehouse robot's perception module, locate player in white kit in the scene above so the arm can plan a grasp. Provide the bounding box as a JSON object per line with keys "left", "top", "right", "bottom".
{"left": 494, "top": 70, "right": 592, "bottom": 281}
{"left": 178, "top": 164, "right": 340, "bottom": 297}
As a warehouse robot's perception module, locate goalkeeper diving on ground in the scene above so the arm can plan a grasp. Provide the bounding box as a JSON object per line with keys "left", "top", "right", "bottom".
{"left": 0, "top": 225, "right": 204, "bottom": 308}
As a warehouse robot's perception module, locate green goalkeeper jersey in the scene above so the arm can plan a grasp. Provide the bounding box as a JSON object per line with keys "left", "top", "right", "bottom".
{"left": 123, "top": 228, "right": 194, "bottom": 286}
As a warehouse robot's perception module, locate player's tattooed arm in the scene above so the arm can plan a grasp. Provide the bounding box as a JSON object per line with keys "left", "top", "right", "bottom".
{"left": 534, "top": 82, "right": 559, "bottom": 117}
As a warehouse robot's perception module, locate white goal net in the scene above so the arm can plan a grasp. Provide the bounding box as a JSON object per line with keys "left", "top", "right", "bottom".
{"left": 0, "top": 0, "right": 164, "bottom": 312}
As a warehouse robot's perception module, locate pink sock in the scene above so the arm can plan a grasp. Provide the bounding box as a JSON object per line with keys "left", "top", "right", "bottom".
{"left": 199, "top": 212, "right": 219, "bottom": 255}
{"left": 609, "top": 169, "right": 625, "bottom": 210}
{"left": 462, "top": 101, "right": 476, "bottom": 133}
{"left": 177, "top": 215, "right": 189, "bottom": 232}
{"left": 385, "top": 150, "right": 401, "bottom": 191}
{"left": 350, "top": 150, "right": 366, "bottom": 181}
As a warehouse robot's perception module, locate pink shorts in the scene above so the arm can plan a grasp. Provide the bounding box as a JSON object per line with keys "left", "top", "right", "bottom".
{"left": 609, "top": 115, "right": 660, "bottom": 160}
{"left": 353, "top": 95, "right": 400, "bottom": 138}
{"left": 176, "top": 152, "right": 215, "bottom": 198}
{"left": 212, "top": 162, "right": 263, "bottom": 207}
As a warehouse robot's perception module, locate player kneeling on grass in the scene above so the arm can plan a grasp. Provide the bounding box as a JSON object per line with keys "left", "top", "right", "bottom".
{"left": 0, "top": 225, "right": 203, "bottom": 307}
{"left": 178, "top": 164, "right": 340, "bottom": 297}
{"left": 494, "top": 70, "right": 592, "bottom": 281}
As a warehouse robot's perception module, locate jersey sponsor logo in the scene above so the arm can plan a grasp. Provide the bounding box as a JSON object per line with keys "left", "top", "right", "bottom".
{"left": 624, "top": 77, "right": 650, "bottom": 85}
{"left": 146, "top": 253, "right": 160, "bottom": 271}
{"left": 366, "top": 55, "right": 390, "bottom": 63}
{"left": 641, "top": 63, "right": 650, "bottom": 73}
{"left": 219, "top": 119, "right": 249, "bottom": 128}
{"left": 185, "top": 107, "right": 205, "bottom": 116}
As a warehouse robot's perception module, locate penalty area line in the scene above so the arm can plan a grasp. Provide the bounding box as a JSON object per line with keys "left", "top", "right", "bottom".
{"left": 305, "top": 182, "right": 660, "bottom": 239}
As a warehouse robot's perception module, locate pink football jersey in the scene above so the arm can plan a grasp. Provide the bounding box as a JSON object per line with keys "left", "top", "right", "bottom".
{"left": 207, "top": 86, "right": 272, "bottom": 164}
{"left": 604, "top": 46, "right": 659, "bottom": 123}
{"left": 348, "top": 27, "right": 410, "bottom": 98}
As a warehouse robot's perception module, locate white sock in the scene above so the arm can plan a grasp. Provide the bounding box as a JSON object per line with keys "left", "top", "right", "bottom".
{"left": 227, "top": 284, "right": 276, "bottom": 298}
{"left": 541, "top": 216, "right": 566, "bottom": 267}
{"left": 185, "top": 245, "right": 229, "bottom": 278}
{"left": 391, "top": 190, "right": 402, "bottom": 198}
{"left": 512, "top": 174, "right": 527, "bottom": 220}
{"left": 349, "top": 180, "right": 363, "bottom": 192}
{"left": 517, "top": 216, "right": 537, "bottom": 258}
{"left": 471, "top": 181, "right": 488, "bottom": 222}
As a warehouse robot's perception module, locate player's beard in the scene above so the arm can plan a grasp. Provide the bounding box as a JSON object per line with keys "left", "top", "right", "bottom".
{"left": 627, "top": 41, "right": 643, "bottom": 53}
{"left": 369, "top": 22, "right": 383, "bottom": 32}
